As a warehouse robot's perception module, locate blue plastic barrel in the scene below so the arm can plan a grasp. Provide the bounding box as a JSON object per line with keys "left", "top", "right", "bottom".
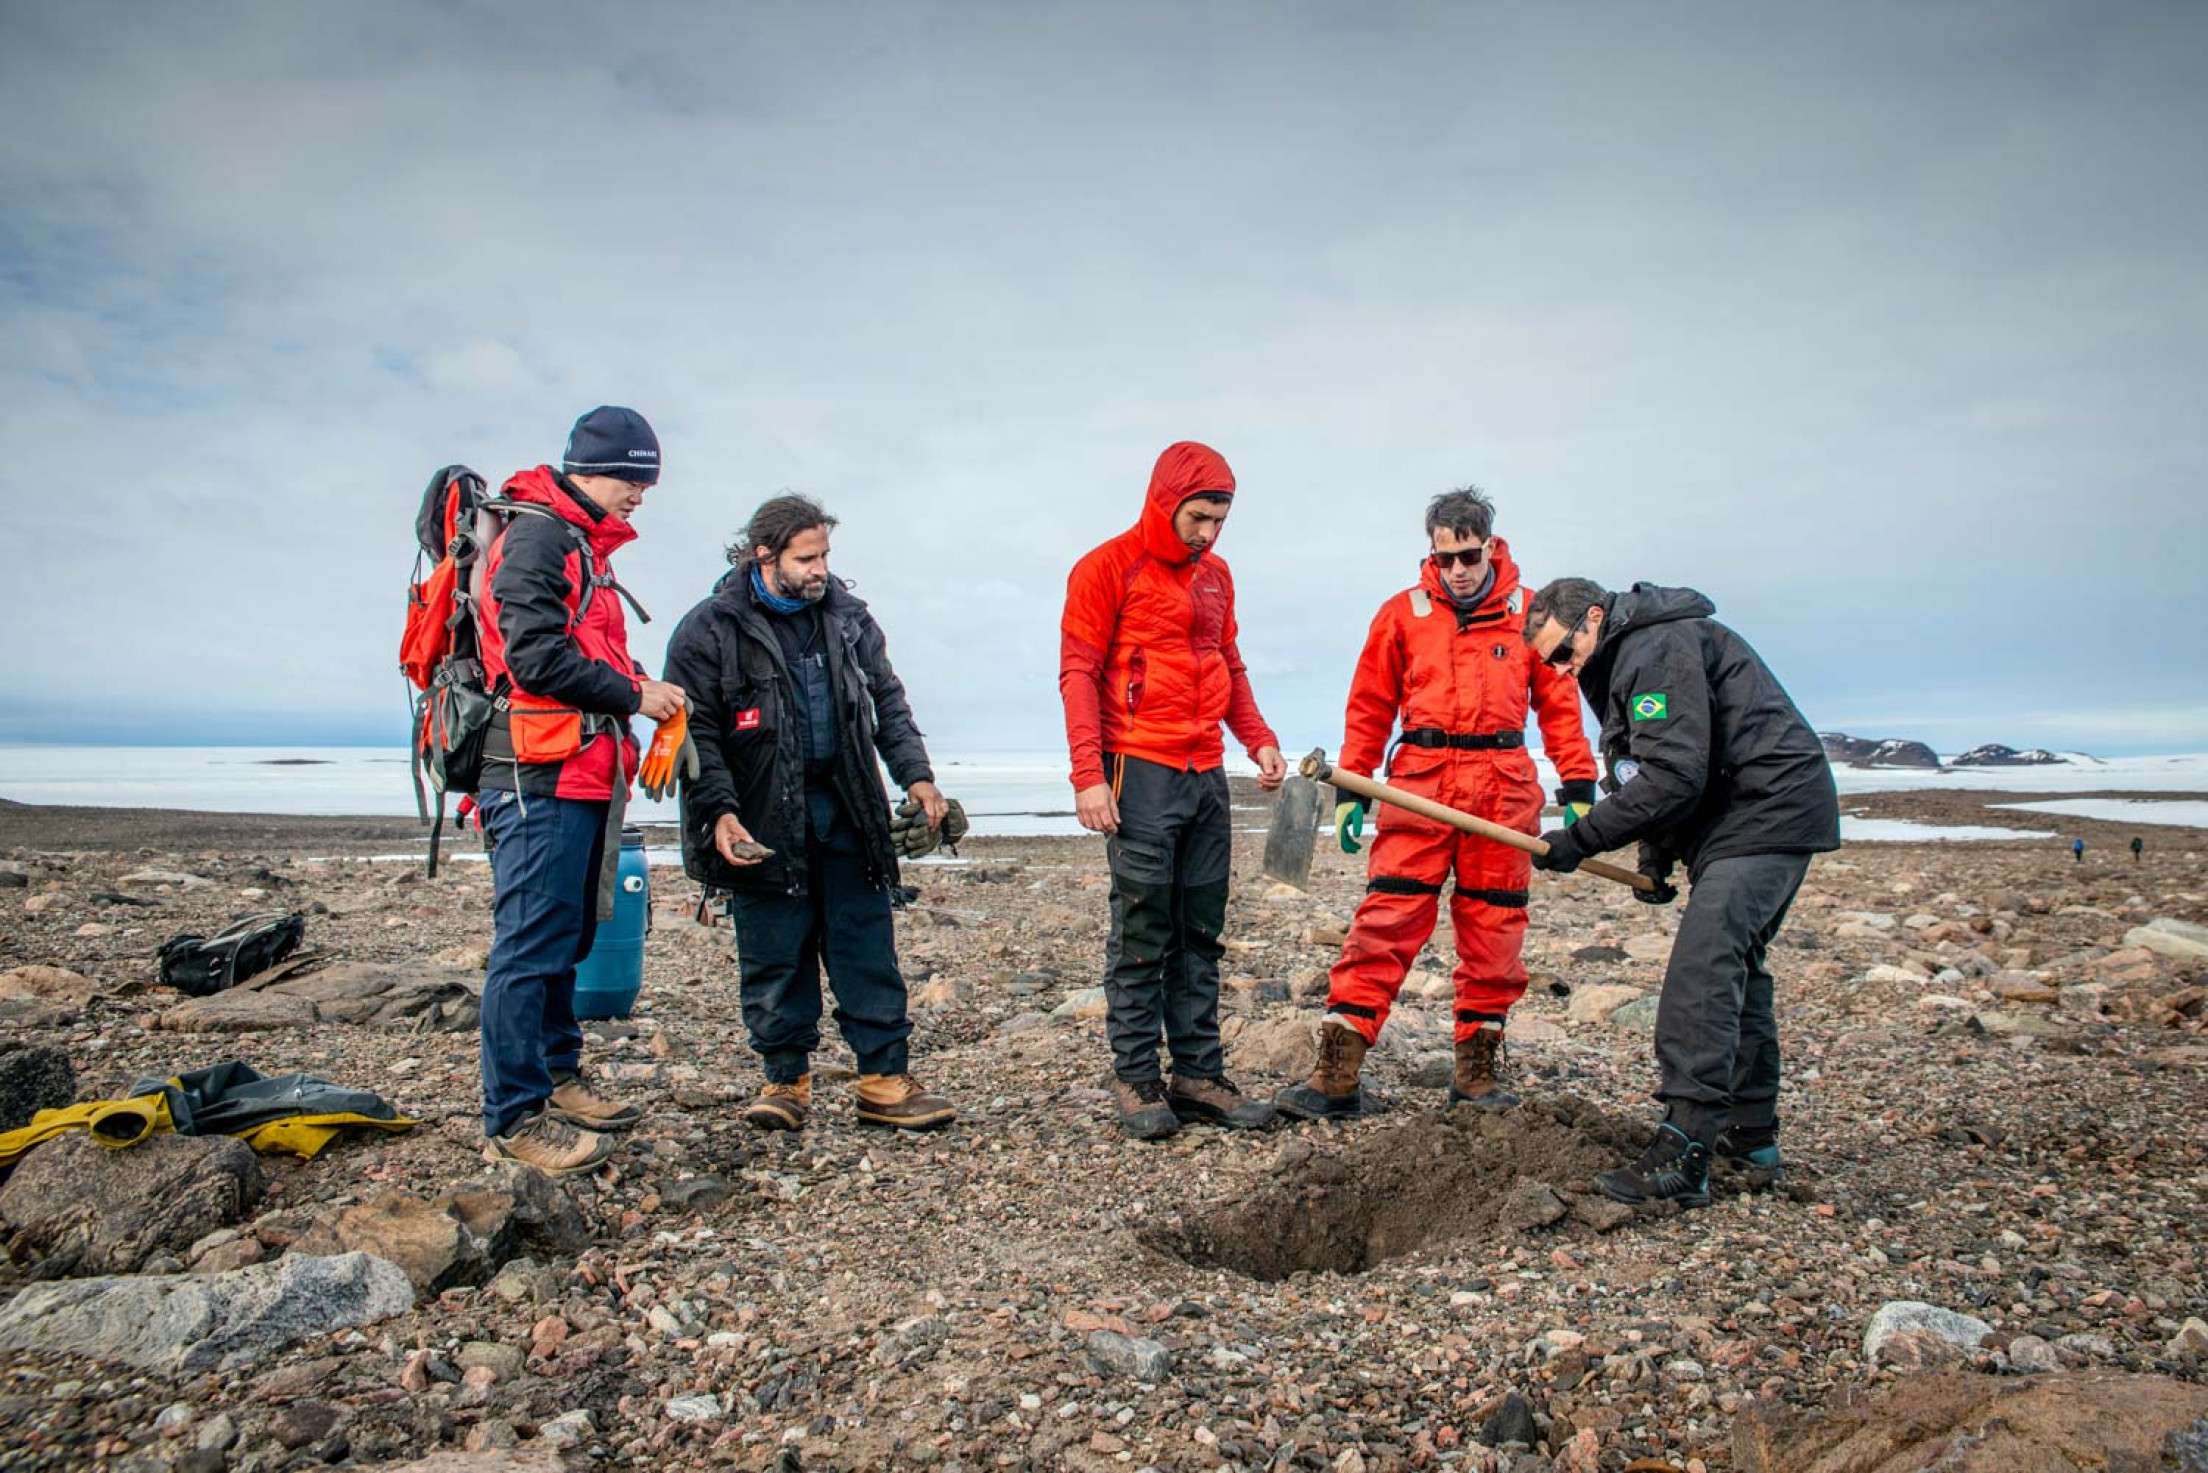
{"left": 574, "top": 826, "right": 649, "bottom": 1020}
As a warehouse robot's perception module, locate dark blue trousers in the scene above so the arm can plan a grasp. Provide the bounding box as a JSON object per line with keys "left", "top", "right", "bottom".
{"left": 728, "top": 787, "right": 911, "bottom": 1084}
{"left": 479, "top": 791, "right": 604, "bottom": 1137}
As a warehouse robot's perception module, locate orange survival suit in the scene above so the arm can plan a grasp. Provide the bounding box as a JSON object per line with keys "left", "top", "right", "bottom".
{"left": 1326, "top": 539, "right": 1597, "bottom": 1043}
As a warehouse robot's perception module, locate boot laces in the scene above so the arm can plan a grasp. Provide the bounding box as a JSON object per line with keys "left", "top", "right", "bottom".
{"left": 1318, "top": 1023, "right": 1354, "bottom": 1069}
{"left": 1633, "top": 1127, "right": 1703, "bottom": 1187}
{"left": 557, "top": 1067, "right": 607, "bottom": 1101}
{"left": 523, "top": 1112, "right": 582, "bottom": 1150}
{"left": 1129, "top": 1078, "right": 1169, "bottom": 1105}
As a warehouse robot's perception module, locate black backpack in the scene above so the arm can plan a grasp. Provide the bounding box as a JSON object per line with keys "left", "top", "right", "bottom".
{"left": 157, "top": 912, "right": 307, "bottom": 998}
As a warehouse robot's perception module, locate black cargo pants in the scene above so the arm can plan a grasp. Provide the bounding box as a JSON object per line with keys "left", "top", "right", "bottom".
{"left": 1102, "top": 753, "right": 1231, "bottom": 1083}
{"left": 1654, "top": 852, "right": 1811, "bottom": 1143}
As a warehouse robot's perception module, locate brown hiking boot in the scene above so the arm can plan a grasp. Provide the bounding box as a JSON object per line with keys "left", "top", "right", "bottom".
{"left": 856, "top": 1074, "right": 956, "bottom": 1131}
{"left": 482, "top": 1111, "right": 614, "bottom": 1176}
{"left": 743, "top": 1075, "right": 811, "bottom": 1132}
{"left": 1274, "top": 1018, "right": 1371, "bottom": 1120}
{"left": 549, "top": 1066, "right": 642, "bottom": 1132}
{"left": 1168, "top": 1073, "right": 1276, "bottom": 1130}
{"left": 1450, "top": 1024, "right": 1520, "bottom": 1111}
{"left": 1112, "top": 1077, "right": 1182, "bottom": 1141}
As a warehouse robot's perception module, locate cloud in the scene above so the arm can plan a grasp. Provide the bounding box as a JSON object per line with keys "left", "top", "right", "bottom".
{"left": 3, "top": 1, "right": 2206, "bottom": 762}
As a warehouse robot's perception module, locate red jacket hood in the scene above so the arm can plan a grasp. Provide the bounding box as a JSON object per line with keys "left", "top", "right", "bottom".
{"left": 1138, "top": 441, "right": 1236, "bottom": 565}
{"left": 503, "top": 465, "right": 638, "bottom": 559}
{"left": 1418, "top": 534, "right": 1523, "bottom": 614}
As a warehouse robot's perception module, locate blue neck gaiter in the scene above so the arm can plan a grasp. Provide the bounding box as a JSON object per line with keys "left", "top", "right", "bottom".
{"left": 750, "top": 563, "right": 808, "bottom": 616}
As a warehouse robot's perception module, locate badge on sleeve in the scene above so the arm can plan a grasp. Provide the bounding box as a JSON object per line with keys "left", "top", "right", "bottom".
{"left": 1630, "top": 692, "right": 1669, "bottom": 722}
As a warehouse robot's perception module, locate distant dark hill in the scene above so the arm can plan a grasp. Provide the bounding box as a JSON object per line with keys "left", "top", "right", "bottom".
{"left": 1820, "top": 732, "right": 1941, "bottom": 769}
{"left": 1951, "top": 743, "right": 2070, "bottom": 767}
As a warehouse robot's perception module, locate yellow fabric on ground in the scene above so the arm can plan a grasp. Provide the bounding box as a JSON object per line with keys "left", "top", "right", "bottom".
{"left": 0, "top": 1098, "right": 415, "bottom": 1170}
{"left": 239, "top": 1113, "right": 418, "bottom": 1160}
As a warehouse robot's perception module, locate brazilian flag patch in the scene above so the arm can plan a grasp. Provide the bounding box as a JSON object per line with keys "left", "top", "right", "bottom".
{"left": 1631, "top": 691, "right": 1669, "bottom": 722}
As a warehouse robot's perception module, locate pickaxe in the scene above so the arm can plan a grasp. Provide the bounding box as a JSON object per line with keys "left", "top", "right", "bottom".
{"left": 1262, "top": 747, "right": 1656, "bottom": 895}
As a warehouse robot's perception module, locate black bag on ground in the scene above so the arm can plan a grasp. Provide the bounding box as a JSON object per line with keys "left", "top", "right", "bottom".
{"left": 157, "top": 912, "right": 306, "bottom": 997}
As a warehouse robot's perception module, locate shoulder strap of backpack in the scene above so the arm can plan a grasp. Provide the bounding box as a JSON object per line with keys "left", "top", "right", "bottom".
{"left": 478, "top": 498, "right": 652, "bottom": 628}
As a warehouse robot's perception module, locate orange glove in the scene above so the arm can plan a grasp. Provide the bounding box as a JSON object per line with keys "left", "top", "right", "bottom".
{"left": 638, "top": 706, "right": 698, "bottom": 801}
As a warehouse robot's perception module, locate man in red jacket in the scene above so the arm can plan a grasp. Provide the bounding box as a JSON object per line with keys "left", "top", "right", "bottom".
{"left": 1060, "top": 441, "right": 1287, "bottom": 1139}
{"left": 1276, "top": 487, "right": 1598, "bottom": 1120}
{"left": 474, "top": 406, "right": 688, "bottom": 1174}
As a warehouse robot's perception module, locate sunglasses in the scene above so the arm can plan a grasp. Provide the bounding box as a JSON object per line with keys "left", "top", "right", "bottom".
{"left": 1543, "top": 611, "right": 1588, "bottom": 668}
{"left": 1430, "top": 544, "right": 1488, "bottom": 571}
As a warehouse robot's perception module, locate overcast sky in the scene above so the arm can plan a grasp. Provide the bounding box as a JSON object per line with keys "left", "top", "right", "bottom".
{"left": 4, "top": 1, "right": 2203, "bottom": 764}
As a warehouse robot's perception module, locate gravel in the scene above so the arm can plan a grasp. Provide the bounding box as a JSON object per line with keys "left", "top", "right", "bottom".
{"left": 0, "top": 789, "right": 2203, "bottom": 1469}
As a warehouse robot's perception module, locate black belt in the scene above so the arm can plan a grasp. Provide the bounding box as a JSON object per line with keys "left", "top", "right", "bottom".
{"left": 1397, "top": 728, "right": 1523, "bottom": 751}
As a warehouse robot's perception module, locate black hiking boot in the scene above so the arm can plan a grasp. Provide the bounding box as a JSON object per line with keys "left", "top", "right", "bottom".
{"left": 1714, "top": 1124, "right": 1783, "bottom": 1186}
{"left": 1596, "top": 1123, "right": 1712, "bottom": 1208}
{"left": 1112, "top": 1077, "right": 1182, "bottom": 1141}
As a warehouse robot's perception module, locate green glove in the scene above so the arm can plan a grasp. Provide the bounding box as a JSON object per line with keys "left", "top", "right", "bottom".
{"left": 1334, "top": 799, "right": 1368, "bottom": 855}
{"left": 1555, "top": 780, "right": 1597, "bottom": 826}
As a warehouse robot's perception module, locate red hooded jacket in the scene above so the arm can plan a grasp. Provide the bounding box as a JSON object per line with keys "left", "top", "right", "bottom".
{"left": 1059, "top": 442, "right": 1278, "bottom": 790}
{"left": 475, "top": 466, "right": 643, "bottom": 800}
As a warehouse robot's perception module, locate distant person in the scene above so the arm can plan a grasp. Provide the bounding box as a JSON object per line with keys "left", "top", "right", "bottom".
{"left": 2072, "top": 837, "right": 2085, "bottom": 864}
{"left": 1524, "top": 578, "right": 1839, "bottom": 1208}
{"left": 662, "top": 495, "right": 955, "bottom": 1133}
{"left": 1060, "top": 442, "right": 1286, "bottom": 1140}
{"left": 477, "top": 407, "right": 684, "bottom": 1174}
{"left": 2132, "top": 835, "right": 2144, "bottom": 864}
{"left": 1276, "top": 487, "right": 1597, "bottom": 1122}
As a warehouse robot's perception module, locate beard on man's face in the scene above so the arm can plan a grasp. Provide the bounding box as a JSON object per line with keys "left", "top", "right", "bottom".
{"left": 771, "top": 561, "right": 829, "bottom": 603}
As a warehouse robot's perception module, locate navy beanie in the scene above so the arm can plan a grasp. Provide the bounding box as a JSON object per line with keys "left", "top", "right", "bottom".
{"left": 562, "top": 406, "right": 660, "bottom": 485}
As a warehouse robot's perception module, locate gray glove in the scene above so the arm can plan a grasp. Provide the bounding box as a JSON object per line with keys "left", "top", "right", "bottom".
{"left": 890, "top": 796, "right": 968, "bottom": 859}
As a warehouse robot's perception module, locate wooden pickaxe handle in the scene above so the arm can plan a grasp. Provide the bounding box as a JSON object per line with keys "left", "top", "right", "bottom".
{"left": 1303, "top": 749, "right": 1656, "bottom": 894}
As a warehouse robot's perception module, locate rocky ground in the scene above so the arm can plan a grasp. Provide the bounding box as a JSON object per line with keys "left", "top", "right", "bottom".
{"left": 1, "top": 785, "right": 2205, "bottom": 1472}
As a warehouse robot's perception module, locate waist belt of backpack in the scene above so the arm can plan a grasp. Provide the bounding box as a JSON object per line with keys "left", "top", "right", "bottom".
{"left": 1397, "top": 728, "right": 1525, "bottom": 750}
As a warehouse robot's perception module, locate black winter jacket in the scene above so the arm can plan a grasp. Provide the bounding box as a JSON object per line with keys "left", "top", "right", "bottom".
{"left": 1570, "top": 584, "right": 1839, "bottom": 876}
{"left": 662, "top": 572, "right": 934, "bottom": 897}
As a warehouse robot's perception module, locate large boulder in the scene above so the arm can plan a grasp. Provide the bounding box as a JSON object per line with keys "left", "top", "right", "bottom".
{"left": 288, "top": 1164, "right": 589, "bottom": 1292}
{"left": 1566, "top": 984, "right": 1645, "bottom": 1026}
{"left": 0, "top": 1250, "right": 414, "bottom": 1373}
{"left": 0, "top": 1131, "right": 263, "bottom": 1275}
{"left": 2126, "top": 918, "right": 2208, "bottom": 963}
{"left": 1221, "top": 1014, "right": 1318, "bottom": 1079}
{"left": 0, "top": 967, "right": 99, "bottom": 1025}
{"left": 156, "top": 962, "right": 482, "bottom": 1033}
{"left": 0, "top": 966, "right": 100, "bottom": 1005}
{"left": 369, "top": 1454, "right": 578, "bottom": 1473}
{"left": 1732, "top": 1370, "right": 2208, "bottom": 1473}
{"left": 155, "top": 991, "right": 320, "bottom": 1033}
{"left": 0, "top": 1044, "right": 74, "bottom": 1132}
{"left": 1863, "top": 1301, "right": 1993, "bottom": 1368}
